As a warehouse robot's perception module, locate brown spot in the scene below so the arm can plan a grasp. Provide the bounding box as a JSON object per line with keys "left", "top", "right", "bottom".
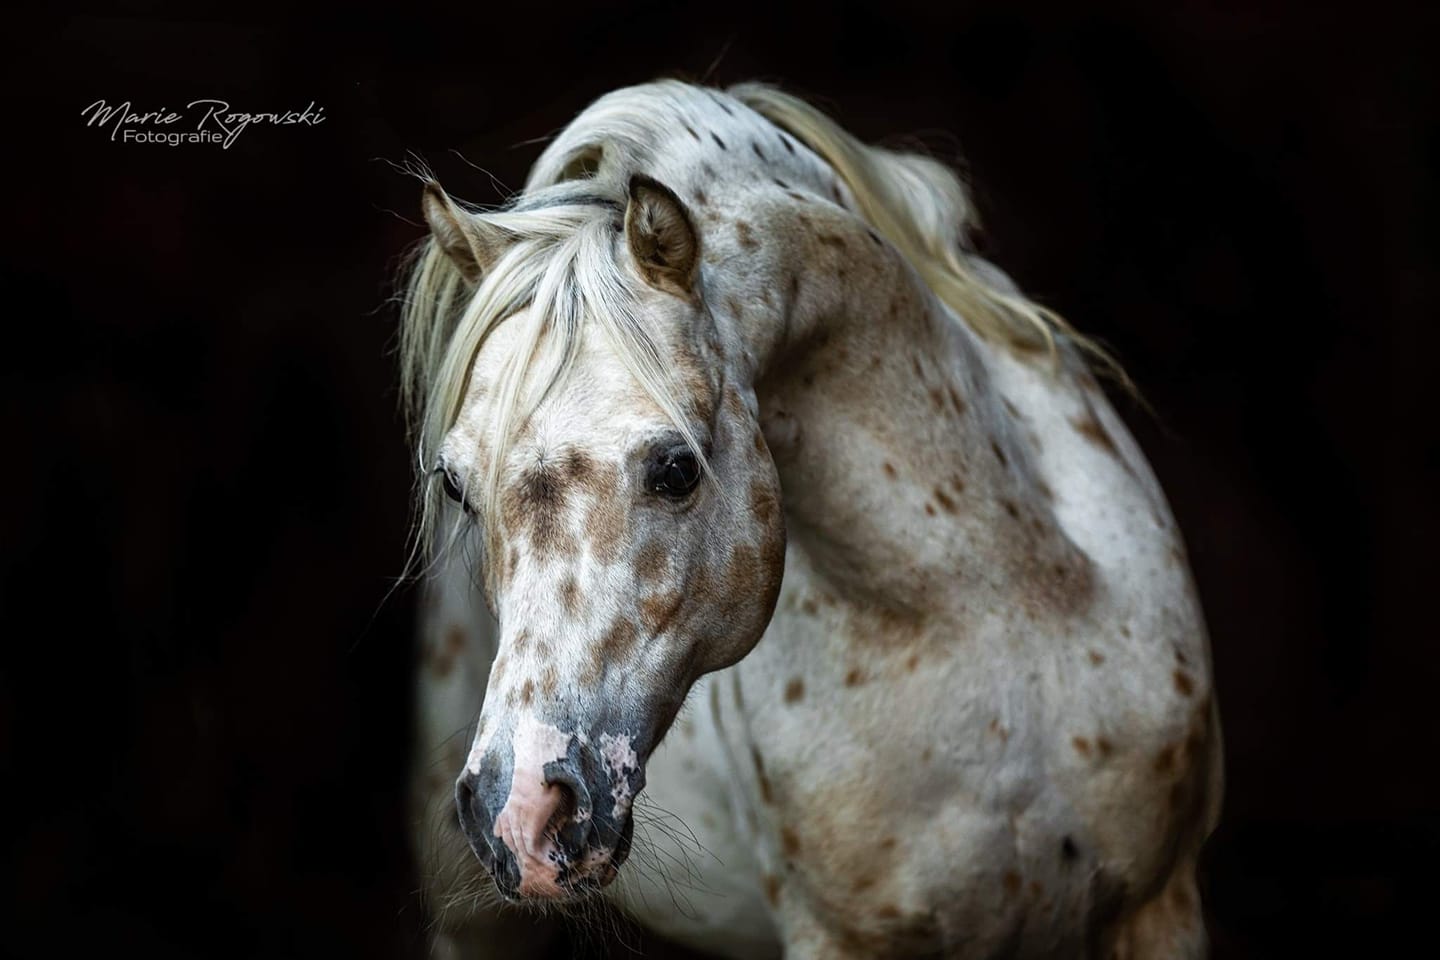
{"left": 882, "top": 461, "right": 898, "bottom": 480}
{"left": 783, "top": 678, "right": 805, "bottom": 704}
{"left": 990, "top": 438, "right": 1009, "bottom": 469}
{"left": 735, "top": 220, "right": 759, "bottom": 250}
{"left": 905, "top": 653, "right": 919, "bottom": 672}
{"left": 928, "top": 386, "right": 946, "bottom": 411}
{"left": 750, "top": 479, "right": 780, "bottom": 529}
{"left": 763, "top": 872, "right": 780, "bottom": 906}
{"left": 752, "top": 746, "right": 774, "bottom": 804}
{"left": 1154, "top": 745, "right": 1178, "bottom": 776}
{"left": 947, "top": 386, "right": 967, "bottom": 417}
{"left": 1171, "top": 879, "right": 1194, "bottom": 912}
{"left": 1174, "top": 670, "right": 1195, "bottom": 697}
{"left": 723, "top": 543, "right": 764, "bottom": 603}
{"left": 852, "top": 874, "right": 877, "bottom": 893}
{"left": 432, "top": 624, "right": 465, "bottom": 677}
{"left": 800, "top": 597, "right": 819, "bottom": 616}
{"left": 561, "top": 448, "right": 596, "bottom": 483}
{"left": 1096, "top": 737, "right": 1113, "bottom": 758}
{"left": 879, "top": 836, "right": 897, "bottom": 851}
{"left": 921, "top": 747, "right": 932, "bottom": 763}
{"left": 599, "top": 618, "right": 639, "bottom": 665}
{"left": 520, "top": 678, "right": 535, "bottom": 705}
{"left": 692, "top": 186, "right": 708, "bottom": 206}
{"left": 999, "top": 498, "right": 1020, "bottom": 520}
{"left": 540, "top": 667, "right": 558, "bottom": 696}
{"left": 559, "top": 577, "right": 579, "bottom": 615}
{"left": 1071, "top": 413, "right": 1120, "bottom": 458}
{"left": 640, "top": 591, "right": 683, "bottom": 636}
{"left": 780, "top": 826, "right": 801, "bottom": 857}
{"left": 1088, "top": 649, "right": 1106, "bottom": 666}
{"left": 934, "top": 487, "right": 959, "bottom": 514}
{"left": 502, "top": 460, "right": 578, "bottom": 558}
{"left": 876, "top": 904, "right": 901, "bottom": 920}
{"left": 1072, "top": 736, "right": 1092, "bottom": 757}
{"left": 635, "top": 540, "right": 668, "bottom": 583}
{"left": 924, "top": 503, "right": 937, "bottom": 516}
{"left": 1002, "top": 871, "right": 1022, "bottom": 896}
{"left": 844, "top": 668, "right": 865, "bottom": 687}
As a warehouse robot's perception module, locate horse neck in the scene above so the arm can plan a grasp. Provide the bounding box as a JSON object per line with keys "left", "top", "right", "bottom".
{"left": 712, "top": 188, "right": 1080, "bottom": 622}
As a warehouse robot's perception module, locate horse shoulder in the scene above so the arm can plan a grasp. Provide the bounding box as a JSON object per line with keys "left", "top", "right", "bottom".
{"left": 984, "top": 346, "right": 1221, "bottom": 896}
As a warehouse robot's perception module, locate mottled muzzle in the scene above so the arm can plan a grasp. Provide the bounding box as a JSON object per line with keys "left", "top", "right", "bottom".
{"left": 457, "top": 712, "right": 645, "bottom": 900}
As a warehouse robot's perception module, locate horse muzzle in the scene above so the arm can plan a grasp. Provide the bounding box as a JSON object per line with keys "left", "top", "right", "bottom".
{"left": 455, "top": 733, "right": 641, "bottom": 902}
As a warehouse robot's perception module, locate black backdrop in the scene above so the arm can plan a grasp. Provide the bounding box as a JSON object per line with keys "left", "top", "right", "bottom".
{"left": 7, "top": 3, "right": 1437, "bottom": 958}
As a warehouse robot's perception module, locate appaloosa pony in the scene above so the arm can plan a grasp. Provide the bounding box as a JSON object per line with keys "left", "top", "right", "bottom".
{"left": 400, "top": 80, "right": 1221, "bottom": 959}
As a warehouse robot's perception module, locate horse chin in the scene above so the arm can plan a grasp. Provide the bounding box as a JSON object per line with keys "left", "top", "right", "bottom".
{"left": 493, "top": 815, "right": 636, "bottom": 905}
{"left": 574, "top": 815, "right": 637, "bottom": 897}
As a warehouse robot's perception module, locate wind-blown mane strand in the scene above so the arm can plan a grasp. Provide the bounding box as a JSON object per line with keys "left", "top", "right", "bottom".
{"left": 729, "top": 83, "right": 1129, "bottom": 388}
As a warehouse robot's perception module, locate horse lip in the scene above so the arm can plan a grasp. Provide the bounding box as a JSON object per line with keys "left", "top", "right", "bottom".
{"left": 488, "top": 814, "right": 637, "bottom": 902}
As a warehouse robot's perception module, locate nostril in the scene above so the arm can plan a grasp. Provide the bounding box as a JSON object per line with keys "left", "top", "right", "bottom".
{"left": 454, "top": 776, "right": 486, "bottom": 839}
{"left": 542, "top": 760, "right": 593, "bottom": 853}
{"left": 454, "top": 774, "right": 503, "bottom": 872}
{"left": 552, "top": 778, "right": 578, "bottom": 820}
{"left": 455, "top": 776, "right": 476, "bottom": 825}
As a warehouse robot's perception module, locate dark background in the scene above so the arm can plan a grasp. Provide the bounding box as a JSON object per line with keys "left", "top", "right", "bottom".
{"left": 6, "top": 3, "right": 1437, "bottom": 957}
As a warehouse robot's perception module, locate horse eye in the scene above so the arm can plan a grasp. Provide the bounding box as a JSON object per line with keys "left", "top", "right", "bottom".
{"left": 440, "top": 469, "right": 472, "bottom": 513}
{"left": 649, "top": 449, "right": 701, "bottom": 498}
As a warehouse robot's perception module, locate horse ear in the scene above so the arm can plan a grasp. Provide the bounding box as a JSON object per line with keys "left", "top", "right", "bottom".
{"left": 625, "top": 174, "right": 700, "bottom": 298}
{"left": 421, "top": 181, "right": 507, "bottom": 283}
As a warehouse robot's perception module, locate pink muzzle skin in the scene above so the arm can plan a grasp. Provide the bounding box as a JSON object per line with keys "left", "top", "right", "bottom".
{"left": 491, "top": 767, "right": 567, "bottom": 898}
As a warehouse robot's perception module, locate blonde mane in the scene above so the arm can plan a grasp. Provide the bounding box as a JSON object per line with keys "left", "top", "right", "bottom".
{"left": 397, "top": 81, "right": 1122, "bottom": 560}
{"left": 397, "top": 179, "right": 709, "bottom": 559}
{"left": 728, "top": 83, "right": 1125, "bottom": 384}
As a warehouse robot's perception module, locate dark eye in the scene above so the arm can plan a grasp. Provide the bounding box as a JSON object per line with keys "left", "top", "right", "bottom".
{"left": 648, "top": 448, "right": 701, "bottom": 498}
{"left": 440, "top": 469, "right": 472, "bottom": 514}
